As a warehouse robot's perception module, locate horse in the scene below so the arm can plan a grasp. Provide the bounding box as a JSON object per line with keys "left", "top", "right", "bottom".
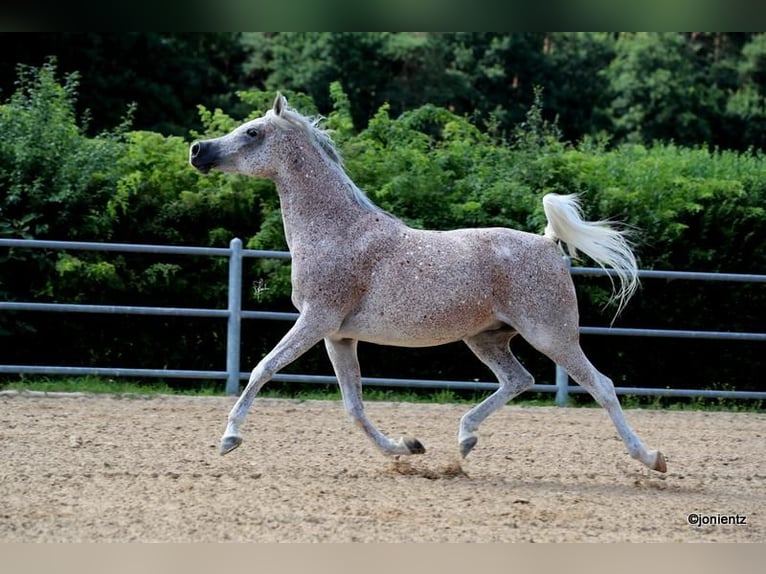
{"left": 189, "top": 93, "right": 666, "bottom": 473}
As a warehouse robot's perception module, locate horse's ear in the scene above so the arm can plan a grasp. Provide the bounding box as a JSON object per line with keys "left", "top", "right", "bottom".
{"left": 273, "top": 92, "right": 287, "bottom": 116}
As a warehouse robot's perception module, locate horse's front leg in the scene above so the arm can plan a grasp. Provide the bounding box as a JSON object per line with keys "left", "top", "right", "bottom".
{"left": 324, "top": 337, "right": 425, "bottom": 456}
{"left": 220, "top": 315, "right": 329, "bottom": 454}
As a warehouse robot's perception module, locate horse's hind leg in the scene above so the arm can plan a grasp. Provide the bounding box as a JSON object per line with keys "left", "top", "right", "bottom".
{"left": 561, "top": 350, "right": 665, "bottom": 472}
{"left": 459, "top": 328, "right": 535, "bottom": 458}
{"left": 523, "top": 326, "right": 666, "bottom": 473}
{"left": 324, "top": 337, "right": 425, "bottom": 456}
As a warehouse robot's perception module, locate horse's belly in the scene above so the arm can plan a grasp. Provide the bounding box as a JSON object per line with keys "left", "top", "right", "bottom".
{"left": 337, "top": 293, "right": 498, "bottom": 347}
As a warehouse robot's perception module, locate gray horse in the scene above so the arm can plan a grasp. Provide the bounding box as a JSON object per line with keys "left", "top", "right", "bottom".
{"left": 190, "top": 94, "right": 666, "bottom": 473}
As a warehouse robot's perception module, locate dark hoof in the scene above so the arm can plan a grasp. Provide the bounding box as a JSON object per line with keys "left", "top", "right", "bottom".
{"left": 652, "top": 451, "right": 667, "bottom": 473}
{"left": 220, "top": 435, "right": 243, "bottom": 455}
{"left": 460, "top": 437, "right": 478, "bottom": 458}
{"left": 404, "top": 437, "right": 426, "bottom": 455}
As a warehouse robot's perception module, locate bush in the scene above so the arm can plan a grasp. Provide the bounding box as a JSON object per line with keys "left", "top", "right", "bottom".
{"left": 1, "top": 70, "right": 764, "bottom": 395}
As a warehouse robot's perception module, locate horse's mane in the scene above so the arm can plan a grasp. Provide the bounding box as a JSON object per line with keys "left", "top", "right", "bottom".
{"left": 265, "top": 104, "right": 390, "bottom": 217}
{"left": 265, "top": 105, "right": 344, "bottom": 166}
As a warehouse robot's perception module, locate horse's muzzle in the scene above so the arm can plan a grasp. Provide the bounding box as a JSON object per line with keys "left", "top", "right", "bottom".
{"left": 189, "top": 141, "right": 214, "bottom": 174}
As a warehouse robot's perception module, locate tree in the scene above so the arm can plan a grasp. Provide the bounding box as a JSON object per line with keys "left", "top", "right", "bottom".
{"left": 604, "top": 33, "right": 717, "bottom": 145}
{"left": 0, "top": 60, "right": 124, "bottom": 242}
{"left": 0, "top": 60, "right": 125, "bottom": 349}
{"left": 541, "top": 33, "right": 616, "bottom": 142}
{"left": 725, "top": 33, "right": 766, "bottom": 149}
{"left": 244, "top": 33, "right": 390, "bottom": 129}
{"left": 0, "top": 33, "right": 250, "bottom": 136}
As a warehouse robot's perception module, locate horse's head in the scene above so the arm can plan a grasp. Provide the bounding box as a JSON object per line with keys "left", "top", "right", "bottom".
{"left": 189, "top": 93, "right": 290, "bottom": 177}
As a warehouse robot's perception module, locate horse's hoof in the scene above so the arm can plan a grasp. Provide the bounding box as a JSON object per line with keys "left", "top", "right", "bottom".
{"left": 220, "top": 435, "right": 243, "bottom": 455}
{"left": 404, "top": 437, "right": 426, "bottom": 455}
{"left": 652, "top": 450, "right": 667, "bottom": 473}
{"left": 459, "top": 437, "right": 478, "bottom": 458}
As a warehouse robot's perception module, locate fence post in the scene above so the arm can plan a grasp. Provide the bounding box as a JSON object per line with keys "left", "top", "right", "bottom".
{"left": 555, "top": 365, "right": 569, "bottom": 406}
{"left": 555, "top": 255, "right": 572, "bottom": 407}
{"left": 225, "top": 238, "right": 243, "bottom": 395}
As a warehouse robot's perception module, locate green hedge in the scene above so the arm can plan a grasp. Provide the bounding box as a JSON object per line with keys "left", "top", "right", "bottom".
{"left": 1, "top": 66, "right": 763, "bottom": 395}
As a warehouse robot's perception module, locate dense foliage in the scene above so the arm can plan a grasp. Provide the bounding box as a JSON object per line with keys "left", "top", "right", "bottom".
{"left": 4, "top": 33, "right": 766, "bottom": 150}
{"left": 1, "top": 49, "right": 764, "bottom": 395}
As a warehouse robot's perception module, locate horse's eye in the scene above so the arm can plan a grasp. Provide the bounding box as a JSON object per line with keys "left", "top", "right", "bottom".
{"left": 246, "top": 127, "right": 259, "bottom": 138}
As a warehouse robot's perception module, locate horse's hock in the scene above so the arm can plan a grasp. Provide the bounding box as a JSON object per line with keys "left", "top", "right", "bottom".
{"left": 1, "top": 393, "right": 763, "bottom": 542}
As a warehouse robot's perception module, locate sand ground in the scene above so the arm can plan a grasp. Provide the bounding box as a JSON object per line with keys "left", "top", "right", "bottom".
{"left": 1, "top": 391, "right": 763, "bottom": 542}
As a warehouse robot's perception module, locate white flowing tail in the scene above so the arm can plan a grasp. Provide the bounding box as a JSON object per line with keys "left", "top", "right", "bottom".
{"left": 542, "top": 193, "right": 639, "bottom": 318}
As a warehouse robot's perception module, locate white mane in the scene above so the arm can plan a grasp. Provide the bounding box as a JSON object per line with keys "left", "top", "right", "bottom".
{"left": 266, "top": 103, "right": 389, "bottom": 216}
{"left": 266, "top": 105, "right": 344, "bottom": 166}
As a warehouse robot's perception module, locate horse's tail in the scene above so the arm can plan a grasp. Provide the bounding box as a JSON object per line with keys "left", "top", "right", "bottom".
{"left": 542, "top": 193, "right": 639, "bottom": 318}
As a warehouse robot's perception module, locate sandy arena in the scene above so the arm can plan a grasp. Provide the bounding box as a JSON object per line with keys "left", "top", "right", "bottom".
{"left": 0, "top": 391, "right": 763, "bottom": 542}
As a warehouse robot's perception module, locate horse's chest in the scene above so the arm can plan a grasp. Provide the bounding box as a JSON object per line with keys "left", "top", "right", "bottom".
{"left": 290, "top": 253, "right": 365, "bottom": 310}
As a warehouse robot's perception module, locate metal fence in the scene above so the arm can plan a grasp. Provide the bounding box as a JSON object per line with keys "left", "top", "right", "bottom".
{"left": 1, "top": 237, "right": 765, "bottom": 404}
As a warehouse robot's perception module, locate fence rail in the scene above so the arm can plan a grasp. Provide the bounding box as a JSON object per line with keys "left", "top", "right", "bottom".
{"left": 1, "top": 237, "right": 764, "bottom": 404}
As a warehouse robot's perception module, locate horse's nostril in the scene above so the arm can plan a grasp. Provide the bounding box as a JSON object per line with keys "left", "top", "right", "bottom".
{"left": 190, "top": 142, "right": 200, "bottom": 158}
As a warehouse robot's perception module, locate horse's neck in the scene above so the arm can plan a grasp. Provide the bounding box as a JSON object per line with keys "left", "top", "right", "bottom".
{"left": 275, "top": 160, "right": 374, "bottom": 249}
